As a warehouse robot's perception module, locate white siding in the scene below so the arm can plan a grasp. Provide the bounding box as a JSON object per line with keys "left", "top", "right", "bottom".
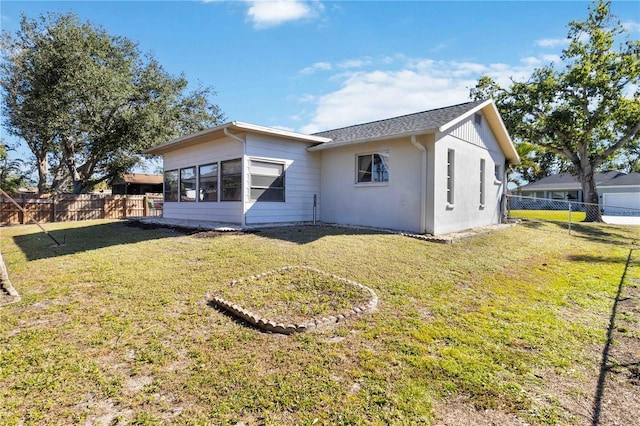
{"left": 162, "top": 136, "right": 244, "bottom": 223}
{"left": 319, "top": 138, "right": 423, "bottom": 232}
{"left": 244, "top": 134, "right": 321, "bottom": 224}
{"left": 430, "top": 115, "right": 506, "bottom": 235}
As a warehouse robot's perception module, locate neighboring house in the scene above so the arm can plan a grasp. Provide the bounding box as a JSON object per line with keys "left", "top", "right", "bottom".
{"left": 144, "top": 99, "right": 519, "bottom": 235}
{"left": 516, "top": 171, "right": 640, "bottom": 214}
{"left": 111, "top": 174, "right": 164, "bottom": 195}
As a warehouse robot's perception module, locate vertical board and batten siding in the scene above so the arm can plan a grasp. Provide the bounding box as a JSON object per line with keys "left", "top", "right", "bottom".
{"left": 431, "top": 113, "right": 506, "bottom": 235}
{"left": 244, "top": 133, "right": 321, "bottom": 224}
{"left": 319, "top": 137, "right": 423, "bottom": 233}
{"left": 161, "top": 137, "right": 244, "bottom": 223}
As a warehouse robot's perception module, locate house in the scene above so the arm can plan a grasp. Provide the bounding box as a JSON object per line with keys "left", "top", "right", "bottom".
{"left": 516, "top": 171, "right": 640, "bottom": 214}
{"left": 144, "top": 99, "right": 519, "bottom": 235}
{"left": 111, "top": 174, "right": 164, "bottom": 195}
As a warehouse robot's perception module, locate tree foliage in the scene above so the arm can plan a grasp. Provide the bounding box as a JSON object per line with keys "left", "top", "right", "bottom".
{"left": 1, "top": 12, "right": 225, "bottom": 193}
{"left": 0, "top": 140, "right": 28, "bottom": 193}
{"left": 471, "top": 1, "right": 640, "bottom": 221}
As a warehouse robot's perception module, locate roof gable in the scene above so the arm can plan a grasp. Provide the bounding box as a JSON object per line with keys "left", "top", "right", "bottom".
{"left": 310, "top": 101, "right": 485, "bottom": 145}
{"left": 307, "top": 100, "right": 519, "bottom": 164}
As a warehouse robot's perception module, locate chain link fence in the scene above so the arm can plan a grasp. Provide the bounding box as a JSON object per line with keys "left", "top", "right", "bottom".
{"left": 507, "top": 194, "right": 640, "bottom": 234}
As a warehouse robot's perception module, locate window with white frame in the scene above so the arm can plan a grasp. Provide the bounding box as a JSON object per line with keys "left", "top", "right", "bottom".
{"left": 199, "top": 163, "right": 218, "bottom": 202}
{"left": 221, "top": 159, "right": 242, "bottom": 201}
{"left": 356, "top": 152, "right": 389, "bottom": 183}
{"left": 180, "top": 167, "right": 196, "bottom": 202}
{"left": 447, "top": 149, "right": 455, "bottom": 205}
{"left": 480, "top": 159, "right": 486, "bottom": 206}
{"left": 250, "top": 160, "right": 285, "bottom": 202}
{"left": 164, "top": 170, "right": 178, "bottom": 202}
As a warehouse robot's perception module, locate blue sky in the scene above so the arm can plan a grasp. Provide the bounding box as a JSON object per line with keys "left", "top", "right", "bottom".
{"left": 1, "top": 0, "right": 639, "bottom": 145}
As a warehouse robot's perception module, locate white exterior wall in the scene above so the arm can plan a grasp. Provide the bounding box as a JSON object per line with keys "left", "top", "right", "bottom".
{"left": 431, "top": 115, "right": 506, "bottom": 235}
{"left": 162, "top": 137, "right": 244, "bottom": 223}
{"left": 319, "top": 137, "right": 423, "bottom": 232}
{"left": 244, "top": 134, "right": 321, "bottom": 224}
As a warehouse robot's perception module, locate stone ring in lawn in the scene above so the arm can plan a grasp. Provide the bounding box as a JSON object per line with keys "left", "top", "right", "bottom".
{"left": 209, "top": 266, "right": 378, "bottom": 335}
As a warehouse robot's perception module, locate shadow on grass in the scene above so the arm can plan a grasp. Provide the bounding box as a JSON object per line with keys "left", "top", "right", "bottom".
{"left": 250, "top": 225, "right": 390, "bottom": 245}
{"left": 206, "top": 299, "right": 268, "bottom": 334}
{"left": 12, "top": 220, "right": 188, "bottom": 261}
{"left": 565, "top": 254, "right": 629, "bottom": 264}
{"left": 592, "top": 248, "right": 636, "bottom": 425}
{"left": 518, "top": 218, "right": 636, "bottom": 246}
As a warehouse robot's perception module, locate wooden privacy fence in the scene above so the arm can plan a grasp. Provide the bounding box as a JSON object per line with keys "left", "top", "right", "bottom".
{"left": 0, "top": 194, "right": 163, "bottom": 225}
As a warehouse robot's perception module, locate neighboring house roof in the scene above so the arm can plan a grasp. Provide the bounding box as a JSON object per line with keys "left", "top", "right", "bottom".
{"left": 112, "top": 174, "right": 164, "bottom": 185}
{"left": 518, "top": 171, "right": 640, "bottom": 191}
{"left": 144, "top": 121, "right": 331, "bottom": 156}
{"left": 307, "top": 99, "right": 519, "bottom": 164}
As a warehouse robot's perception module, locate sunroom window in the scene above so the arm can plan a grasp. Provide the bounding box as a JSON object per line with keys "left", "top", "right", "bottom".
{"left": 250, "top": 160, "right": 285, "bottom": 202}
{"left": 221, "top": 159, "right": 242, "bottom": 201}
{"left": 164, "top": 170, "right": 178, "bottom": 202}
{"left": 199, "top": 163, "right": 218, "bottom": 202}
{"left": 180, "top": 167, "right": 196, "bottom": 202}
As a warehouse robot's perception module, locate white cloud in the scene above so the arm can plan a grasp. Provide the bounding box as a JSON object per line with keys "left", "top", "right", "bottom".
{"left": 271, "top": 124, "right": 296, "bottom": 132}
{"left": 535, "top": 38, "right": 570, "bottom": 48}
{"left": 298, "top": 56, "right": 543, "bottom": 134}
{"left": 245, "top": 0, "right": 323, "bottom": 29}
{"left": 337, "top": 57, "right": 373, "bottom": 69}
{"left": 296, "top": 94, "right": 317, "bottom": 103}
{"left": 299, "top": 57, "right": 373, "bottom": 75}
{"left": 622, "top": 20, "right": 640, "bottom": 33}
{"left": 300, "top": 61, "right": 332, "bottom": 74}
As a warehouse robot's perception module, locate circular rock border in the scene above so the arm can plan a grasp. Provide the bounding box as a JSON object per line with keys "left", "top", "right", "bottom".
{"left": 209, "top": 266, "right": 378, "bottom": 335}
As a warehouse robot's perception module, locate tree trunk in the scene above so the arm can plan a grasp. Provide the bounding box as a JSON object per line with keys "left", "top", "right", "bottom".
{"left": 580, "top": 166, "right": 602, "bottom": 222}
{"left": 36, "top": 156, "right": 48, "bottom": 194}
{"left": 62, "top": 135, "right": 85, "bottom": 194}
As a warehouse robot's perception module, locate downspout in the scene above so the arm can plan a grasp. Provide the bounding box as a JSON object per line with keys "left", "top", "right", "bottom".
{"left": 411, "top": 135, "right": 427, "bottom": 234}
{"left": 502, "top": 159, "right": 509, "bottom": 223}
{"left": 224, "top": 126, "right": 247, "bottom": 227}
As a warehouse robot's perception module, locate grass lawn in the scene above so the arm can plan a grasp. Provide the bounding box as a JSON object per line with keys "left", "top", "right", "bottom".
{"left": 1, "top": 219, "right": 639, "bottom": 425}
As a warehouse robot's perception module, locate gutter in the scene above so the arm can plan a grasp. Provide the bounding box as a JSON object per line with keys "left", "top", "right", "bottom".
{"left": 224, "top": 127, "right": 247, "bottom": 227}
{"left": 411, "top": 135, "right": 427, "bottom": 234}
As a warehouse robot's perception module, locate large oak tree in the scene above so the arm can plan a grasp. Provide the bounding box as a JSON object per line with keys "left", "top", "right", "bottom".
{"left": 1, "top": 12, "right": 224, "bottom": 193}
{"left": 471, "top": 1, "right": 639, "bottom": 221}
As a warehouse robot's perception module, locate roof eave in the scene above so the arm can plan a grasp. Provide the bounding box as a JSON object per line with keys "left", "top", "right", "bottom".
{"left": 144, "top": 121, "right": 332, "bottom": 156}
{"left": 307, "top": 128, "right": 438, "bottom": 151}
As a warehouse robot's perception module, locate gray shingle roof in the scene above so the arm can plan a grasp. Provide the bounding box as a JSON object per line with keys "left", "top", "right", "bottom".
{"left": 519, "top": 171, "right": 640, "bottom": 191}
{"left": 311, "top": 100, "right": 486, "bottom": 147}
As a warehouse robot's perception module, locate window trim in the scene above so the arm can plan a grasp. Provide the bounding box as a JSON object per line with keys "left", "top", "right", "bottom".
{"left": 494, "top": 163, "right": 503, "bottom": 185}
{"left": 446, "top": 149, "right": 455, "bottom": 207}
{"left": 480, "top": 158, "right": 486, "bottom": 208}
{"left": 249, "top": 159, "right": 286, "bottom": 202}
{"left": 355, "top": 151, "right": 390, "bottom": 185}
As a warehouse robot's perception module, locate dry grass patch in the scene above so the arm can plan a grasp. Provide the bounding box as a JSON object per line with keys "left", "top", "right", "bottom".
{"left": 0, "top": 220, "right": 638, "bottom": 425}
